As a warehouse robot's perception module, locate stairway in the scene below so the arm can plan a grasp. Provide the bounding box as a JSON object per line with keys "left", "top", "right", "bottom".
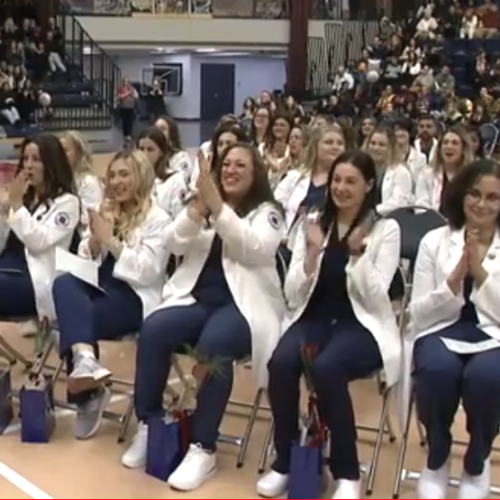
{"left": 40, "top": 1, "right": 122, "bottom": 131}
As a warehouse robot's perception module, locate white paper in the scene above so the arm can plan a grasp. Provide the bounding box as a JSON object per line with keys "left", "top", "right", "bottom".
{"left": 55, "top": 248, "right": 107, "bottom": 294}
{"left": 440, "top": 337, "right": 500, "bottom": 354}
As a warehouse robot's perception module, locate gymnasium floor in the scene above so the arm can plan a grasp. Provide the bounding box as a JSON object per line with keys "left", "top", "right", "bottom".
{"left": 0, "top": 153, "right": 499, "bottom": 499}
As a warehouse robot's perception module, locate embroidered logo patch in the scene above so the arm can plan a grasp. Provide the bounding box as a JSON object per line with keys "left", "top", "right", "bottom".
{"left": 55, "top": 212, "right": 70, "bottom": 227}
{"left": 180, "top": 162, "right": 189, "bottom": 171}
{"left": 267, "top": 211, "right": 281, "bottom": 230}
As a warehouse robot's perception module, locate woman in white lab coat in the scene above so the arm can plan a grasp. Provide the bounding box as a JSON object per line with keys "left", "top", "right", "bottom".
{"left": 408, "top": 159, "right": 500, "bottom": 500}
{"left": 394, "top": 118, "right": 427, "bottom": 188}
{"left": 415, "top": 125, "right": 474, "bottom": 213}
{"left": 154, "top": 116, "right": 192, "bottom": 177}
{"left": 364, "top": 125, "right": 413, "bottom": 215}
{"left": 198, "top": 114, "right": 241, "bottom": 159}
{"left": 51, "top": 150, "right": 169, "bottom": 441}
{"left": 274, "top": 124, "right": 353, "bottom": 251}
{"left": 137, "top": 126, "right": 187, "bottom": 220}
{"left": 59, "top": 130, "right": 103, "bottom": 230}
{"left": 0, "top": 133, "right": 79, "bottom": 324}
{"left": 258, "top": 150, "right": 401, "bottom": 500}
{"left": 121, "top": 143, "right": 285, "bottom": 492}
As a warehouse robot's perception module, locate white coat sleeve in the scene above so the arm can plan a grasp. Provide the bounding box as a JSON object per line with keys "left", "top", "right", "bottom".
{"left": 213, "top": 203, "right": 284, "bottom": 266}
{"left": 472, "top": 268, "right": 500, "bottom": 325}
{"left": 346, "top": 219, "right": 400, "bottom": 302}
{"left": 376, "top": 167, "right": 414, "bottom": 216}
{"left": 164, "top": 207, "right": 204, "bottom": 256}
{"left": 414, "top": 167, "right": 433, "bottom": 208}
{"left": 170, "top": 151, "right": 193, "bottom": 178}
{"left": 8, "top": 195, "right": 80, "bottom": 253}
{"left": 409, "top": 230, "right": 464, "bottom": 331}
{"left": 113, "top": 210, "right": 171, "bottom": 287}
{"left": 283, "top": 223, "right": 315, "bottom": 309}
{"left": 157, "top": 173, "right": 187, "bottom": 220}
{"left": 274, "top": 172, "right": 296, "bottom": 205}
{"left": 78, "top": 176, "right": 104, "bottom": 228}
{"left": 0, "top": 213, "right": 10, "bottom": 254}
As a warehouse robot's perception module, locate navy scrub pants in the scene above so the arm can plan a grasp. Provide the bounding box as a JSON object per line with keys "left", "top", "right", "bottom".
{"left": 267, "top": 319, "right": 382, "bottom": 480}
{"left": 134, "top": 302, "right": 251, "bottom": 451}
{"left": 414, "top": 333, "right": 500, "bottom": 476}
{"left": 0, "top": 272, "right": 37, "bottom": 318}
{"left": 52, "top": 273, "right": 143, "bottom": 405}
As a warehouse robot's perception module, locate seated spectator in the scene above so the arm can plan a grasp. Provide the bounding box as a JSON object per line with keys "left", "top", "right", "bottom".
{"left": 460, "top": 8, "right": 479, "bottom": 39}
{"left": 477, "top": 0, "right": 500, "bottom": 38}
{"left": 332, "top": 66, "right": 355, "bottom": 93}
{"left": 46, "top": 30, "right": 66, "bottom": 74}
{"left": 435, "top": 65, "right": 455, "bottom": 99}
{"left": 0, "top": 80, "right": 20, "bottom": 124}
{"left": 416, "top": 11, "right": 438, "bottom": 39}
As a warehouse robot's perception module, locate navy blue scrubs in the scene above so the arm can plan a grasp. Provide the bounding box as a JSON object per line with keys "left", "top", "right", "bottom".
{"left": 414, "top": 275, "right": 500, "bottom": 476}
{"left": 268, "top": 231, "right": 383, "bottom": 480}
{"left": 0, "top": 231, "right": 37, "bottom": 318}
{"left": 134, "top": 235, "right": 251, "bottom": 450}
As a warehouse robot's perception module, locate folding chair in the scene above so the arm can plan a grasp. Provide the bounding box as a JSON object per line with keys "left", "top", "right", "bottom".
{"left": 479, "top": 123, "right": 499, "bottom": 158}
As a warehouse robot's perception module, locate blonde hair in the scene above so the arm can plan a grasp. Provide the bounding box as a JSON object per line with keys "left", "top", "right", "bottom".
{"left": 101, "top": 150, "right": 155, "bottom": 241}
{"left": 363, "top": 126, "right": 399, "bottom": 167}
{"left": 298, "top": 125, "right": 348, "bottom": 175}
{"left": 59, "top": 130, "right": 93, "bottom": 174}
{"left": 432, "top": 125, "right": 474, "bottom": 174}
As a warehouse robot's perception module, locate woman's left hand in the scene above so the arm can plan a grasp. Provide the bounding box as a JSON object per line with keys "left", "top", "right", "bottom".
{"left": 347, "top": 223, "right": 370, "bottom": 257}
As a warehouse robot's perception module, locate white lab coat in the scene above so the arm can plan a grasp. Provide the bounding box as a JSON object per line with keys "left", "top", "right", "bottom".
{"left": 169, "top": 151, "right": 193, "bottom": 178}
{"left": 404, "top": 147, "right": 428, "bottom": 188}
{"left": 283, "top": 218, "right": 402, "bottom": 387}
{"left": 414, "top": 138, "right": 438, "bottom": 164}
{"left": 377, "top": 164, "right": 414, "bottom": 216}
{"left": 274, "top": 170, "right": 312, "bottom": 251}
{"left": 397, "top": 226, "right": 500, "bottom": 425}
{"left": 75, "top": 172, "right": 103, "bottom": 228}
{"left": 159, "top": 202, "right": 286, "bottom": 387}
{"left": 153, "top": 172, "right": 188, "bottom": 220}
{"left": 78, "top": 204, "right": 170, "bottom": 318}
{"left": 0, "top": 193, "right": 80, "bottom": 320}
{"left": 414, "top": 165, "right": 443, "bottom": 210}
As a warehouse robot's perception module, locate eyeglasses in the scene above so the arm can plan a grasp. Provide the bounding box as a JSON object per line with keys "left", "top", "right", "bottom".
{"left": 466, "top": 189, "right": 500, "bottom": 207}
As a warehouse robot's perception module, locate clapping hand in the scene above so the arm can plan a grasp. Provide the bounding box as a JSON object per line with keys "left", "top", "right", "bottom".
{"left": 8, "top": 170, "right": 28, "bottom": 211}
{"left": 88, "top": 209, "right": 113, "bottom": 247}
{"left": 197, "top": 156, "right": 223, "bottom": 217}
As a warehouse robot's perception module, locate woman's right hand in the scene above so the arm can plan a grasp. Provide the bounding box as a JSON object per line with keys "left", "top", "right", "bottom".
{"left": 88, "top": 235, "right": 101, "bottom": 260}
{"left": 303, "top": 221, "right": 324, "bottom": 276}
{"left": 187, "top": 196, "right": 210, "bottom": 222}
{"left": 446, "top": 249, "right": 469, "bottom": 295}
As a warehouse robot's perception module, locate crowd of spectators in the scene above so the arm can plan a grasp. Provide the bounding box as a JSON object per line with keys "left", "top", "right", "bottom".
{"left": 316, "top": 0, "right": 500, "bottom": 131}
{"left": 0, "top": 0, "right": 66, "bottom": 129}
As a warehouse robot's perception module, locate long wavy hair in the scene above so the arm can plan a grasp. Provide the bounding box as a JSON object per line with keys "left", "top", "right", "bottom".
{"left": 101, "top": 150, "right": 155, "bottom": 241}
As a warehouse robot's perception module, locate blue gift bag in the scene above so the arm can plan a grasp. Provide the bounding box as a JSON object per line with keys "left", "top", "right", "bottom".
{"left": 288, "top": 440, "right": 324, "bottom": 499}
{"left": 0, "top": 369, "right": 13, "bottom": 434}
{"left": 19, "top": 376, "right": 55, "bottom": 443}
{"left": 145, "top": 412, "right": 190, "bottom": 481}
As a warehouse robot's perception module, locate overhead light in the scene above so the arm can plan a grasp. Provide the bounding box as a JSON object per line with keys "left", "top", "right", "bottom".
{"left": 196, "top": 48, "right": 218, "bottom": 53}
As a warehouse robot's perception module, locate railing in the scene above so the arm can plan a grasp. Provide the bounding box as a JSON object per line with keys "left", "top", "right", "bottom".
{"left": 65, "top": 0, "right": 391, "bottom": 20}
{"left": 57, "top": 3, "right": 122, "bottom": 112}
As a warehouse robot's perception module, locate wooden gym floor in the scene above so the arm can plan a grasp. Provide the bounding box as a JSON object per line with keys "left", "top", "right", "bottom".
{"left": 0, "top": 153, "right": 499, "bottom": 499}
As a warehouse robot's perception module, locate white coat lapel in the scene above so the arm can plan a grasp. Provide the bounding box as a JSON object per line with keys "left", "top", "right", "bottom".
{"left": 381, "top": 168, "right": 393, "bottom": 202}
{"left": 445, "top": 228, "right": 466, "bottom": 275}
{"left": 432, "top": 171, "right": 443, "bottom": 209}
{"left": 481, "top": 230, "right": 500, "bottom": 273}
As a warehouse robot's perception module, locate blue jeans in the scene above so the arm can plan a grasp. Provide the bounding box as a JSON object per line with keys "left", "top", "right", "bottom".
{"left": 134, "top": 302, "right": 251, "bottom": 451}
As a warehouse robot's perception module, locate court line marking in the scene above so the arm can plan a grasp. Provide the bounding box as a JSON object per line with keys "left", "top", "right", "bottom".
{"left": 0, "top": 461, "right": 52, "bottom": 499}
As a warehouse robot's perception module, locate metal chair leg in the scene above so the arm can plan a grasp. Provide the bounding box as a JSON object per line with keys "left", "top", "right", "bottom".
{"left": 117, "top": 393, "right": 135, "bottom": 443}
{"left": 365, "top": 388, "right": 392, "bottom": 495}
{"left": 391, "top": 391, "right": 415, "bottom": 499}
{"left": 236, "top": 387, "right": 265, "bottom": 468}
{"left": 258, "top": 418, "right": 274, "bottom": 474}
{"left": 0, "top": 334, "right": 32, "bottom": 370}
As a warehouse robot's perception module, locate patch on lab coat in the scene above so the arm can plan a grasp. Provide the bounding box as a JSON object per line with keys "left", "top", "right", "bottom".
{"left": 55, "top": 211, "right": 70, "bottom": 227}
{"left": 267, "top": 211, "right": 282, "bottom": 230}
{"left": 179, "top": 162, "right": 189, "bottom": 171}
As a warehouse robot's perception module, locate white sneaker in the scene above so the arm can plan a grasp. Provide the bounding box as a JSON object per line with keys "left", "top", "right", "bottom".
{"left": 458, "top": 460, "right": 490, "bottom": 499}
{"left": 257, "top": 470, "right": 289, "bottom": 498}
{"left": 121, "top": 422, "right": 148, "bottom": 469}
{"left": 417, "top": 459, "right": 451, "bottom": 499}
{"left": 168, "top": 443, "right": 217, "bottom": 491}
{"left": 20, "top": 319, "right": 38, "bottom": 338}
{"left": 332, "top": 479, "right": 361, "bottom": 499}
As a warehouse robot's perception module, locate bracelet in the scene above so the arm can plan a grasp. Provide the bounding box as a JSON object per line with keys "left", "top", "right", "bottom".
{"left": 109, "top": 237, "right": 123, "bottom": 258}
